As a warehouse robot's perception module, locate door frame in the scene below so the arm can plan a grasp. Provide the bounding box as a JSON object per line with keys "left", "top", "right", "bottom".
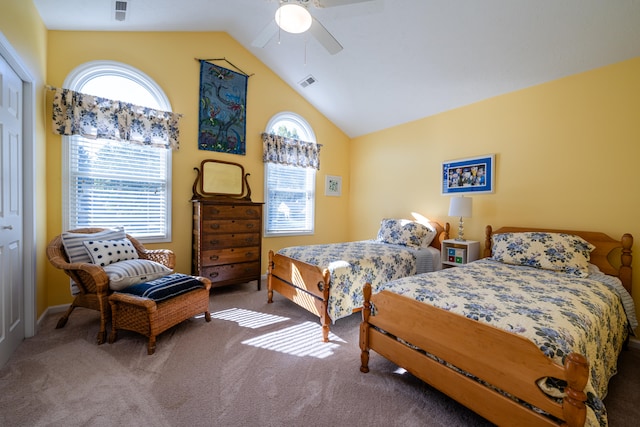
{"left": 0, "top": 32, "right": 36, "bottom": 339}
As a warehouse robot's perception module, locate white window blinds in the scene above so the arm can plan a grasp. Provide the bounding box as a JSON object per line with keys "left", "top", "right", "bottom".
{"left": 66, "top": 136, "right": 170, "bottom": 240}
{"left": 264, "top": 163, "right": 315, "bottom": 236}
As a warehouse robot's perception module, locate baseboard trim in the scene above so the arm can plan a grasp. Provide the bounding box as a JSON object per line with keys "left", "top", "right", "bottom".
{"left": 34, "top": 304, "right": 69, "bottom": 332}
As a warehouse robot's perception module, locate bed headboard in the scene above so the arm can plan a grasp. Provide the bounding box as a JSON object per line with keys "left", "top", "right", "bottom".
{"left": 430, "top": 221, "right": 450, "bottom": 249}
{"left": 483, "top": 225, "right": 633, "bottom": 294}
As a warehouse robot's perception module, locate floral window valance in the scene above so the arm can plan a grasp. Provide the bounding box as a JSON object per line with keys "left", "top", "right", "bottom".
{"left": 261, "top": 133, "right": 321, "bottom": 170}
{"left": 48, "top": 86, "right": 182, "bottom": 150}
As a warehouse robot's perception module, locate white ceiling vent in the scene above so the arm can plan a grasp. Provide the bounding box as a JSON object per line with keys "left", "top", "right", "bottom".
{"left": 114, "top": 1, "right": 128, "bottom": 22}
{"left": 299, "top": 75, "right": 317, "bottom": 88}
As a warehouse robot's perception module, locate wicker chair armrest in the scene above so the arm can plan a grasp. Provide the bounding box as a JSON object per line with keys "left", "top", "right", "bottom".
{"left": 46, "top": 251, "right": 79, "bottom": 270}
{"left": 48, "top": 254, "right": 110, "bottom": 293}
{"left": 139, "top": 249, "right": 176, "bottom": 270}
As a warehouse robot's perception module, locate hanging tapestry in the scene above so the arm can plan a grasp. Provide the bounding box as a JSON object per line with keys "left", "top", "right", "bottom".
{"left": 198, "top": 60, "right": 248, "bottom": 155}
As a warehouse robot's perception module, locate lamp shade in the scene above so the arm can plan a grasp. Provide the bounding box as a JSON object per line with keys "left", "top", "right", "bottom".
{"left": 448, "top": 196, "right": 472, "bottom": 218}
{"left": 275, "top": 4, "right": 313, "bottom": 34}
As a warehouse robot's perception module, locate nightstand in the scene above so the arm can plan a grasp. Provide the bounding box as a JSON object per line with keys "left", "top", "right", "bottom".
{"left": 441, "top": 239, "right": 480, "bottom": 268}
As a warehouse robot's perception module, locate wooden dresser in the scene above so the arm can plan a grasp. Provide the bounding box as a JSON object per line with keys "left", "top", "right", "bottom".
{"left": 192, "top": 199, "right": 263, "bottom": 289}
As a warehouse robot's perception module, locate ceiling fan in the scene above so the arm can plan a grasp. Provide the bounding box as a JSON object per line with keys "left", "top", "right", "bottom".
{"left": 251, "top": 0, "right": 374, "bottom": 55}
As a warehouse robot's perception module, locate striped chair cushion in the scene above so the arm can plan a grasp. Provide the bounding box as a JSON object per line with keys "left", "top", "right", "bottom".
{"left": 61, "top": 227, "right": 126, "bottom": 264}
{"left": 104, "top": 259, "right": 172, "bottom": 291}
{"left": 117, "top": 273, "right": 205, "bottom": 302}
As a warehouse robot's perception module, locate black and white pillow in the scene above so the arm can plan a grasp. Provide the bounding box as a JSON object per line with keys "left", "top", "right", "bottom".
{"left": 83, "top": 238, "right": 139, "bottom": 267}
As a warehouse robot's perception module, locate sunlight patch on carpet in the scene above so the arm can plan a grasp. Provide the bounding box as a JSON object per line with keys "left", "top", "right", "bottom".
{"left": 208, "top": 308, "right": 289, "bottom": 328}
{"left": 241, "top": 321, "right": 346, "bottom": 359}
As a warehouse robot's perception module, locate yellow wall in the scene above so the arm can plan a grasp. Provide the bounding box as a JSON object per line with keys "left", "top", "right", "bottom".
{"left": 0, "top": 0, "right": 48, "bottom": 316}
{"left": 45, "top": 31, "right": 351, "bottom": 306}
{"left": 3, "top": 0, "right": 639, "bottom": 326}
{"left": 349, "top": 57, "right": 640, "bottom": 323}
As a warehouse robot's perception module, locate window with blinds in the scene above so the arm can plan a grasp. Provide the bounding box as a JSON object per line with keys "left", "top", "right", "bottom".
{"left": 264, "top": 112, "right": 316, "bottom": 237}
{"left": 66, "top": 137, "right": 170, "bottom": 240}
{"left": 264, "top": 163, "right": 315, "bottom": 236}
{"left": 62, "top": 61, "right": 172, "bottom": 242}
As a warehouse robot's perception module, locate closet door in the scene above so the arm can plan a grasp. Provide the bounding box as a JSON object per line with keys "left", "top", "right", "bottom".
{"left": 0, "top": 53, "right": 24, "bottom": 368}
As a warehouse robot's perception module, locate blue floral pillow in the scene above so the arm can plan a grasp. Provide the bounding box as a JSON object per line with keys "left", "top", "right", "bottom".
{"left": 376, "top": 219, "right": 434, "bottom": 249}
{"left": 491, "top": 232, "right": 595, "bottom": 277}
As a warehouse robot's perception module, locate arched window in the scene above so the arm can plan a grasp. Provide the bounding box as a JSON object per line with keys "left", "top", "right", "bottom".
{"left": 62, "top": 61, "right": 172, "bottom": 242}
{"left": 264, "top": 112, "right": 316, "bottom": 237}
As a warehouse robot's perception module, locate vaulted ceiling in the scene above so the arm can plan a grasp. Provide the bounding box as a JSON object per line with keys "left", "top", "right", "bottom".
{"left": 33, "top": 0, "right": 640, "bottom": 137}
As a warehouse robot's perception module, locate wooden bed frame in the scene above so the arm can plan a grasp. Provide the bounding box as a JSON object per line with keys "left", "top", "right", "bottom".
{"left": 267, "top": 221, "right": 450, "bottom": 342}
{"left": 360, "top": 225, "right": 633, "bottom": 427}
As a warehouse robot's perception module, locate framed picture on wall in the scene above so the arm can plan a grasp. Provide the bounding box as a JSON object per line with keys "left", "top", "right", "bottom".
{"left": 442, "top": 154, "right": 495, "bottom": 194}
{"left": 325, "top": 175, "right": 342, "bottom": 196}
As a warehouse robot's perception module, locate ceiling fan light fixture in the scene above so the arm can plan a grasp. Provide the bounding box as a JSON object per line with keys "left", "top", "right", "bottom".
{"left": 275, "top": 4, "right": 313, "bottom": 34}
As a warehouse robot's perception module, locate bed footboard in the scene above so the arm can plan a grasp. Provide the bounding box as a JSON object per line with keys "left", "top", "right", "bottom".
{"left": 267, "top": 250, "right": 332, "bottom": 341}
{"left": 359, "top": 283, "right": 589, "bottom": 427}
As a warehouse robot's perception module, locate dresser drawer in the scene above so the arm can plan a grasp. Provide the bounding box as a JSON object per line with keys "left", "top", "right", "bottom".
{"left": 200, "top": 262, "right": 261, "bottom": 283}
{"left": 202, "top": 219, "right": 261, "bottom": 234}
{"left": 201, "top": 233, "right": 260, "bottom": 249}
{"left": 201, "top": 247, "right": 260, "bottom": 266}
{"left": 202, "top": 204, "right": 261, "bottom": 219}
{"left": 193, "top": 199, "right": 263, "bottom": 290}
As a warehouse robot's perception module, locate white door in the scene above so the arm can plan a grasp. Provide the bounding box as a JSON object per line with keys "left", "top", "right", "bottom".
{"left": 0, "top": 54, "right": 24, "bottom": 367}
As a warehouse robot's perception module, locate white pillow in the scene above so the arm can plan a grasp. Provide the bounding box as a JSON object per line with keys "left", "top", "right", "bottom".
{"left": 104, "top": 259, "right": 173, "bottom": 290}
{"left": 61, "top": 227, "right": 126, "bottom": 264}
{"left": 420, "top": 223, "right": 438, "bottom": 248}
{"left": 83, "top": 238, "right": 139, "bottom": 267}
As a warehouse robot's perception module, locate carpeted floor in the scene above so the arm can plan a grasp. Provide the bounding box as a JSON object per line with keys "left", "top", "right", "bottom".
{"left": 1, "top": 282, "right": 638, "bottom": 426}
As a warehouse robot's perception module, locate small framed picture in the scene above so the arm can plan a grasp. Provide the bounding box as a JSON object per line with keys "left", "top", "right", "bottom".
{"left": 442, "top": 154, "right": 495, "bottom": 195}
{"left": 325, "top": 175, "right": 342, "bottom": 197}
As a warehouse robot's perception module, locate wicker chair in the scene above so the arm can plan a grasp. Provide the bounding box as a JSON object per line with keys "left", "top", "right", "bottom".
{"left": 46, "top": 228, "right": 176, "bottom": 345}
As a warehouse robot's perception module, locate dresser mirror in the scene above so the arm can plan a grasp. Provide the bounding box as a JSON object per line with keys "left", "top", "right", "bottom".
{"left": 192, "top": 159, "right": 252, "bottom": 200}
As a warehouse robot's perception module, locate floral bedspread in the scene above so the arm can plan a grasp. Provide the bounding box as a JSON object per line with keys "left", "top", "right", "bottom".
{"left": 277, "top": 240, "right": 419, "bottom": 321}
{"left": 376, "top": 259, "right": 634, "bottom": 427}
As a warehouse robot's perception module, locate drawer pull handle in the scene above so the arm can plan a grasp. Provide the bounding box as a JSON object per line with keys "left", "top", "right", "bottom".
{"left": 246, "top": 223, "right": 254, "bottom": 229}
{"left": 210, "top": 224, "right": 220, "bottom": 230}
{"left": 209, "top": 255, "right": 219, "bottom": 261}
{"left": 246, "top": 209, "right": 257, "bottom": 216}
{"left": 211, "top": 208, "right": 219, "bottom": 215}
{"left": 210, "top": 240, "right": 220, "bottom": 245}
{"left": 209, "top": 272, "right": 219, "bottom": 278}
{"left": 245, "top": 252, "right": 253, "bottom": 258}
{"left": 245, "top": 237, "right": 254, "bottom": 243}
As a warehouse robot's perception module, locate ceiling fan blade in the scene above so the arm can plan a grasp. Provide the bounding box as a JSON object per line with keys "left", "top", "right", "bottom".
{"left": 309, "top": 17, "right": 343, "bottom": 55}
{"left": 251, "top": 20, "right": 278, "bottom": 48}
{"left": 313, "top": 0, "right": 374, "bottom": 8}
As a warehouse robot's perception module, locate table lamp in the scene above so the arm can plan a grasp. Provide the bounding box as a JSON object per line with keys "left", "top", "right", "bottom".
{"left": 448, "top": 196, "right": 472, "bottom": 241}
